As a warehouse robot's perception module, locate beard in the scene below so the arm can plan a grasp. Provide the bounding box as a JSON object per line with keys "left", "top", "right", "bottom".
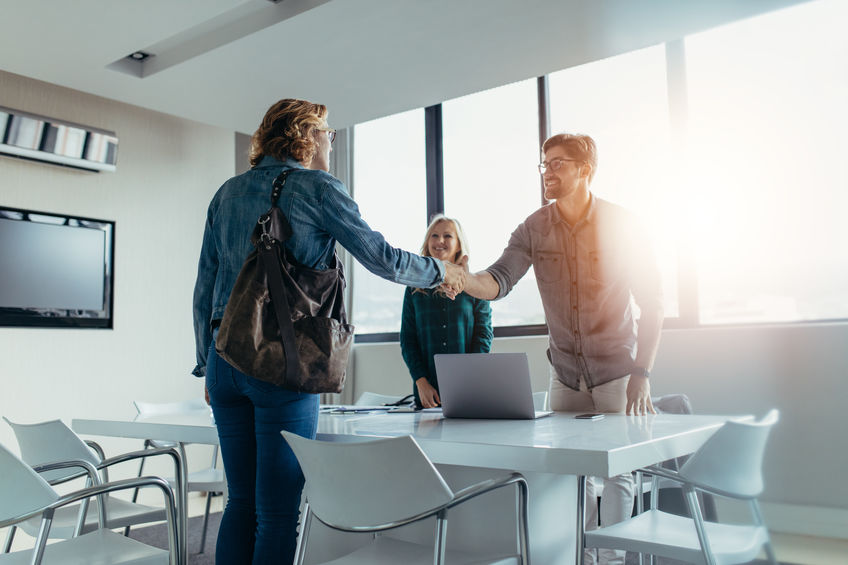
{"left": 544, "top": 181, "right": 575, "bottom": 200}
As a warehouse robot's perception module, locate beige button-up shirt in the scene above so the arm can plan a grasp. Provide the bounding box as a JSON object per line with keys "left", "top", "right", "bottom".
{"left": 486, "top": 195, "right": 663, "bottom": 390}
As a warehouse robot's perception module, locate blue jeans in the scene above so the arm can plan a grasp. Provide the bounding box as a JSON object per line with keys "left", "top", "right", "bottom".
{"left": 206, "top": 339, "right": 318, "bottom": 565}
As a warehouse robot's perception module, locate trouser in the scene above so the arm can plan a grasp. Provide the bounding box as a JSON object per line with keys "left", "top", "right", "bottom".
{"left": 549, "top": 371, "right": 635, "bottom": 565}
{"left": 206, "top": 334, "right": 319, "bottom": 565}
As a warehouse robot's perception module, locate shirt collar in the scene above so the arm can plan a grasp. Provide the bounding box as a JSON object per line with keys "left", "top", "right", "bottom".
{"left": 256, "top": 155, "right": 305, "bottom": 170}
{"left": 549, "top": 192, "right": 597, "bottom": 227}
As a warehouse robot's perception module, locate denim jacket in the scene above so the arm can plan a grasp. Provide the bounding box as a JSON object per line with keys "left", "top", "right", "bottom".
{"left": 192, "top": 156, "right": 445, "bottom": 377}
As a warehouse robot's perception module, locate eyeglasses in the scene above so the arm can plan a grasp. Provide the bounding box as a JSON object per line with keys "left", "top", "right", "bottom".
{"left": 319, "top": 128, "right": 336, "bottom": 144}
{"left": 537, "top": 157, "right": 580, "bottom": 175}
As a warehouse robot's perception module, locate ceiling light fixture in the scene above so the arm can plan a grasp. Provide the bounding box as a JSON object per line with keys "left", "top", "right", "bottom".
{"left": 107, "top": 0, "right": 329, "bottom": 78}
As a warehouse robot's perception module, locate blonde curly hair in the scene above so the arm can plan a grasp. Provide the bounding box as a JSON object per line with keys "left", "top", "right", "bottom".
{"left": 248, "top": 98, "right": 328, "bottom": 167}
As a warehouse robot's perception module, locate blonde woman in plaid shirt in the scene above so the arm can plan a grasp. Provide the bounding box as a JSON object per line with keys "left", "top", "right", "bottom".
{"left": 400, "top": 214, "right": 493, "bottom": 408}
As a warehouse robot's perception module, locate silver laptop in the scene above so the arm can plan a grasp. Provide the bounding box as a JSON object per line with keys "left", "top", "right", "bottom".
{"left": 434, "top": 353, "right": 553, "bottom": 419}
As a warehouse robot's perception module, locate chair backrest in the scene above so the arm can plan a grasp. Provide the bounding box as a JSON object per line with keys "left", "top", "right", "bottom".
{"left": 134, "top": 398, "right": 209, "bottom": 415}
{"left": 282, "top": 431, "right": 454, "bottom": 530}
{"left": 0, "top": 442, "right": 58, "bottom": 522}
{"left": 354, "top": 392, "right": 405, "bottom": 407}
{"left": 3, "top": 417, "right": 101, "bottom": 483}
{"left": 678, "top": 409, "right": 779, "bottom": 498}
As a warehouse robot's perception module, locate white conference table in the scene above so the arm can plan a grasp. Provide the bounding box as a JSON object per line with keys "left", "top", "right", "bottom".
{"left": 73, "top": 408, "right": 736, "bottom": 565}
{"left": 73, "top": 408, "right": 216, "bottom": 565}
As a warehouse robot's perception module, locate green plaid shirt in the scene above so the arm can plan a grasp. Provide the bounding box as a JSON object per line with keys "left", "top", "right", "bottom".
{"left": 400, "top": 287, "right": 493, "bottom": 404}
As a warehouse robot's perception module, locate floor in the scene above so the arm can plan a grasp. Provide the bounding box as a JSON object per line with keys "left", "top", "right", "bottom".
{"left": 185, "top": 495, "right": 848, "bottom": 564}
{"left": 767, "top": 532, "right": 848, "bottom": 565}
{"left": 3, "top": 492, "right": 846, "bottom": 564}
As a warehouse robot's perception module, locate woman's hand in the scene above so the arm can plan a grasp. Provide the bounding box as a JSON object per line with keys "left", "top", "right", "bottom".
{"left": 442, "top": 259, "right": 468, "bottom": 299}
{"left": 416, "top": 378, "right": 441, "bottom": 408}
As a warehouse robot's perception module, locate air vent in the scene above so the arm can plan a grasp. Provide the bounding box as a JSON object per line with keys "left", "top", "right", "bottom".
{"left": 0, "top": 107, "right": 118, "bottom": 172}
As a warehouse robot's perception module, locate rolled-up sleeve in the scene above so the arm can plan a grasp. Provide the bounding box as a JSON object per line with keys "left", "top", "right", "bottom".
{"left": 321, "top": 179, "right": 445, "bottom": 288}
{"left": 485, "top": 222, "right": 534, "bottom": 300}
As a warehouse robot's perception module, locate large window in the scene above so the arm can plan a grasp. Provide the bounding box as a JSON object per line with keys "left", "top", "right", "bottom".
{"left": 548, "top": 44, "right": 680, "bottom": 318}
{"left": 348, "top": 0, "right": 848, "bottom": 338}
{"left": 684, "top": 0, "right": 848, "bottom": 324}
{"left": 442, "top": 78, "right": 545, "bottom": 326}
{"left": 350, "top": 109, "right": 426, "bottom": 334}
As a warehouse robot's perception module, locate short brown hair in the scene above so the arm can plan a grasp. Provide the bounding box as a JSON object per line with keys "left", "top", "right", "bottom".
{"left": 248, "top": 99, "right": 328, "bottom": 167}
{"left": 542, "top": 133, "right": 598, "bottom": 183}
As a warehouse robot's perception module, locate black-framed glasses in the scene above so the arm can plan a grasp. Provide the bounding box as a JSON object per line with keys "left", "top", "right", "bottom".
{"left": 538, "top": 157, "right": 579, "bottom": 175}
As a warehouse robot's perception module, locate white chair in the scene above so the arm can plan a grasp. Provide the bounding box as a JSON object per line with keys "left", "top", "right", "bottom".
{"left": 2, "top": 417, "right": 181, "bottom": 548}
{"left": 131, "top": 399, "right": 225, "bottom": 553}
{"left": 0, "top": 441, "right": 179, "bottom": 565}
{"left": 282, "top": 431, "right": 530, "bottom": 565}
{"left": 584, "top": 410, "right": 780, "bottom": 565}
{"left": 634, "top": 394, "right": 716, "bottom": 521}
{"left": 353, "top": 392, "right": 412, "bottom": 407}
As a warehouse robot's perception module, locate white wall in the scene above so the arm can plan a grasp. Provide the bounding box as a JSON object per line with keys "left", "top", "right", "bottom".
{"left": 0, "top": 70, "right": 233, "bottom": 466}
{"left": 350, "top": 322, "right": 848, "bottom": 538}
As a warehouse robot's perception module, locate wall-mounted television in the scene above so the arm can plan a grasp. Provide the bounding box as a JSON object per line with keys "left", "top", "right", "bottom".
{"left": 0, "top": 206, "right": 115, "bottom": 328}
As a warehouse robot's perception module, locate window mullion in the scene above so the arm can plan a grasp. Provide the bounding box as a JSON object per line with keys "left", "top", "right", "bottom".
{"left": 537, "top": 75, "right": 550, "bottom": 207}
{"left": 424, "top": 104, "right": 444, "bottom": 223}
{"left": 666, "top": 39, "right": 698, "bottom": 327}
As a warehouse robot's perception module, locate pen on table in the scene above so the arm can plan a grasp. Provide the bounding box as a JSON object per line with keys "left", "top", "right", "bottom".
{"left": 328, "top": 407, "right": 391, "bottom": 414}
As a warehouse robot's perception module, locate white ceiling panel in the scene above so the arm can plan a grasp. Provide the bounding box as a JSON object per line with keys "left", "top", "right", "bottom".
{"left": 0, "top": 0, "right": 809, "bottom": 133}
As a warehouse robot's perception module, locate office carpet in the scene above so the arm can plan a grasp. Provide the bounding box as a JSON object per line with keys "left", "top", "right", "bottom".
{"left": 128, "top": 512, "right": 220, "bottom": 565}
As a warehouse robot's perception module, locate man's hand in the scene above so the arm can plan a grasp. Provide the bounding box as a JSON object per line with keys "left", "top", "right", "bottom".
{"left": 416, "top": 378, "right": 441, "bottom": 408}
{"left": 441, "top": 256, "right": 469, "bottom": 299}
{"left": 626, "top": 374, "right": 655, "bottom": 416}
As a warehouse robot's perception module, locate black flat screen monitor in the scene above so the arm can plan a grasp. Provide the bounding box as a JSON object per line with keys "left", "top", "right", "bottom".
{"left": 0, "top": 206, "right": 114, "bottom": 328}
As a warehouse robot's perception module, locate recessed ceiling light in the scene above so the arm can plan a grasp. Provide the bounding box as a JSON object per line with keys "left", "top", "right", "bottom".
{"left": 128, "top": 51, "right": 151, "bottom": 61}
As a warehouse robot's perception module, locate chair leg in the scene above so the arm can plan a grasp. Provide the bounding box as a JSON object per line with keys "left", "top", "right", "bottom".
{"left": 198, "top": 491, "right": 214, "bottom": 553}
{"left": 125, "top": 441, "right": 151, "bottom": 536}
{"left": 2, "top": 526, "right": 16, "bottom": 553}
{"left": 434, "top": 509, "right": 448, "bottom": 565}
{"left": 684, "top": 486, "right": 717, "bottom": 565}
{"left": 751, "top": 500, "right": 778, "bottom": 565}
{"left": 635, "top": 470, "right": 644, "bottom": 514}
{"left": 634, "top": 470, "right": 646, "bottom": 565}
{"left": 294, "top": 504, "right": 313, "bottom": 565}
{"left": 515, "top": 478, "right": 530, "bottom": 565}
{"left": 576, "top": 475, "right": 587, "bottom": 565}
{"left": 32, "top": 514, "right": 54, "bottom": 565}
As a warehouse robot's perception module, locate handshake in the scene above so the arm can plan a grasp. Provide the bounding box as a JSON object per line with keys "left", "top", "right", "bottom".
{"left": 440, "top": 255, "right": 470, "bottom": 300}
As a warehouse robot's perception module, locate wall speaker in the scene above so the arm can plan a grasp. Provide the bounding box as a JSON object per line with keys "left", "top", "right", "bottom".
{"left": 0, "top": 106, "right": 118, "bottom": 172}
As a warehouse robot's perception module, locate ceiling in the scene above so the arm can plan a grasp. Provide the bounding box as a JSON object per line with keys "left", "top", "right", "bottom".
{"left": 1, "top": 0, "right": 808, "bottom": 134}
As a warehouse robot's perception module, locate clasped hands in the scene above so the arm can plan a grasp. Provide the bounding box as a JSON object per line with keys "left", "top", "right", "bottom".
{"left": 440, "top": 256, "right": 469, "bottom": 299}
